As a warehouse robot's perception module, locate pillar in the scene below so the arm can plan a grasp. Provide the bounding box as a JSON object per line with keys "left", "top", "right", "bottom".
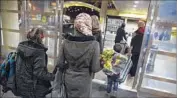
{"left": 100, "top": 0, "right": 108, "bottom": 33}
{"left": 0, "top": 0, "right": 19, "bottom": 47}
{"left": 44, "top": 1, "right": 50, "bottom": 12}
{"left": 124, "top": 18, "right": 128, "bottom": 25}
{"left": 0, "top": 1, "right": 19, "bottom": 96}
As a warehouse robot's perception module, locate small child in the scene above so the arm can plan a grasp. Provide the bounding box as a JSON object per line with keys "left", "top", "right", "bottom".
{"left": 103, "top": 42, "right": 130, "bottom": 93}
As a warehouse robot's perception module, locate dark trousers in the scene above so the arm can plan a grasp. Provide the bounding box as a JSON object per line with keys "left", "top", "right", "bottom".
{"left": 20, "top": 85, "right": 49, "bottom": 98}
{"left": 106, "top": 75, "right": 119, "bottom": 93}
{"left": 129, "top": 54, "right": 140, "bottom": 77}
{"left": 20, "top": 91, "right": 46, "bottom": 98}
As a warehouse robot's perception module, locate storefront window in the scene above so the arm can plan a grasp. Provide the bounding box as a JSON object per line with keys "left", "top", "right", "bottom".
{"left": 138, "top": 0, "right": 177, "bottom": 97}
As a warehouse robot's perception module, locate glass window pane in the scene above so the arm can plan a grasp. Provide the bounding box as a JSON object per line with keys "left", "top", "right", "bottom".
{"left": 142, "top": 78, "right": 176, "bottom": 95}
{"left": 29, "top": 0, "right": 55, "bottom": 12}
{"left": 146, "top": 54, "right": 176, "bottom": 80}
{"left": 1, "top": 13, "right": 20, "bottom": 30}
{"left": 47, "top": 58, "right": 54, "bottom": 72}
{"left": 1, "top": 31, "right": 20, "bottom": 47}
{"left": 138, "top": 0, "right": 177, "bottom": 96}
{"left": 0, "top": 0, "right": 18, "bottom": 10}
{"left": 28, "top": 0, "right": 55, "bottom": 26}
{"left": 104, "top": 31, "right": 116, "bottom": 49}
{"left": 46, "top": 38, "right": 55, "bottom": 57}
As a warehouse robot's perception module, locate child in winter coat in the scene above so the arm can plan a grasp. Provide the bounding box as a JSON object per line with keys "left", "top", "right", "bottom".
{"left": 102, "top": 42, "right": 131, "bottom": 93}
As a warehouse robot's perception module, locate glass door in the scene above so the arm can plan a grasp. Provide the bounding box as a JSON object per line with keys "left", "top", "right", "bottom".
{"left": 25, "top": 0, "right": 64, "bottom": 72}
{"left": 137, "top": 0, "right": 177, "bottom": 97}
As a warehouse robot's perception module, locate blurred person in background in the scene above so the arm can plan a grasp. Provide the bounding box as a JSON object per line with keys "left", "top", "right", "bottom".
{"left": 115, "top": 23, "right": 127, "bottom": 43}
{"left": 16, "top": 28, "right": 55, "bottom": 98}
{"left": 91, "top": 15, "right": 103, "bottom": 53}
{"left": 54, "top": 13, "right": 102, "bottom": 98}
{"left": 129, "top": 20, "right": 145, "bottom": 77}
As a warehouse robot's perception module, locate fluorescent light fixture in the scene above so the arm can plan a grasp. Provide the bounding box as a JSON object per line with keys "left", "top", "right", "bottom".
{"left": 134, "top": 1, "right": 139, "bottom": 4}
{"left": 133, "top": 5, "right": 137, "bottom": 7}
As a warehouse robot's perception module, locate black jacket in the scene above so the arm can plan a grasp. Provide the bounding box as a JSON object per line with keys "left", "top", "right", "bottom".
{"left": 16, "top": 41, "right": 55, "bottom": 95}
{"left": 131, "top": 30, "right": 144, "bottom": 54}
{"left": 115, "top": 27, "right": 127, "bottom": 43}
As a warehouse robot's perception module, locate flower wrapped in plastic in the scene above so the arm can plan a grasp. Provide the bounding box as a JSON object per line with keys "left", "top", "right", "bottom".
{"left": 101, "top": 49, "right": 128, "bottom": 75}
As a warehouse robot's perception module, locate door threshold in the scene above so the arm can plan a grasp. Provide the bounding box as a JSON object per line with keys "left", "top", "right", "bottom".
{"left": 92, "top": 79, "right": 137, "bottom": 92}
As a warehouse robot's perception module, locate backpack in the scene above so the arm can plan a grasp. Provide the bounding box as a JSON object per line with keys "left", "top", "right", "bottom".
{"left": 0, "top": 52, "right": 19, "bottom": 96}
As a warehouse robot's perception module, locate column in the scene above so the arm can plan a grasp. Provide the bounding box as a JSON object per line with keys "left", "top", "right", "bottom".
{"left": 124, "top": 18, "right": 128, "bottom": 25}
{"left": 0, "top": 1, "right": 19, "bottom": 96}
{"left": 0, "top": 0, "right": 19, "bottom": 46}
{"left": 44, "top": 1, "right": 49, "bottom": 12}
{"left": 100, "top": 0, "right": 108, "bottom": 33}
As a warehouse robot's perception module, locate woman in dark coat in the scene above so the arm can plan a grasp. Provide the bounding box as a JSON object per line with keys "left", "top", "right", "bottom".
{"left": 115, "top": 23, "right": 127, "bottom": 43}
{"left": 16, "top": 28, "right": 55, "bottom": 98}
{"left": 55, "top": 13, "right": 102, "bottom": 98}
{"left": 91, "top": 15, "right": 103, "bottom": 53}
{"left": 129, "top": 21, "right": 145, "bottom": 77}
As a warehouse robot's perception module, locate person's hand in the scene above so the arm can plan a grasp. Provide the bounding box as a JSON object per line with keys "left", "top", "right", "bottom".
{"left": 126, "top": 53, "right": 132, "bottom": 57}
{"left": 53, "top": 66, "right": 58, "bottom": 74}
{"left": 100, "top": 58, "right": 105, "bottom": 68}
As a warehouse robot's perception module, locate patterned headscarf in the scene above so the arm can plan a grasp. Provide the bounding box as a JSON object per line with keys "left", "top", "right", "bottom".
{"left": 74, "top": 13, "right": 92, "bottom": 36}
{"left": 91, "top": 15, "right": 101, "bottom": 33}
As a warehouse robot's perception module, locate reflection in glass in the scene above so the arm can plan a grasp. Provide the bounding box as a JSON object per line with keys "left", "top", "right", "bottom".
{"left": 46, "top": 38, "right": 55, "bottom": 57}
{"left": 146, "top": 54, "right": 176, "bottom": 80}
{"left": 138, "top": 0, "right": 177, "bottom": 96}
{"left": 142, "top": 78, "right": 176, "bottom": 95}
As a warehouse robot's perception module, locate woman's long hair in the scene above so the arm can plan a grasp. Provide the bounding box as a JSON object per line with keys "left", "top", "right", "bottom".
{"left": 27, "top": 27, "right": 44, "bottom": 44}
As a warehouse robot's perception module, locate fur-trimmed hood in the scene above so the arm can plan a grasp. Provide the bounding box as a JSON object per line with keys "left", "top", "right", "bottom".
{"left": 63, "top": 35, "right": 97, "bottom": 60}
{"left": 66, "top": 35, "right": 95, "bottom": 42}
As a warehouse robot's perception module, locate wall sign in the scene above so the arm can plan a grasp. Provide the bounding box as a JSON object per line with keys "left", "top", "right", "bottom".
{"left": 106, "top": 18, "right": 124, "bottom": 32}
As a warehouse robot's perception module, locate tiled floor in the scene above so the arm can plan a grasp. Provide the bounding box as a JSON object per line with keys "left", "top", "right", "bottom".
{"left": 1, "top": 81, "right": 137, "bottom": 98}
{"left": 94, "top": 52, "right": 176, "bottom": 95}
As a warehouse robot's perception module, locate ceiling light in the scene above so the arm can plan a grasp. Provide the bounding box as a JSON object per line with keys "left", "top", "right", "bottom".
{"left": 133, "top": 5, "right": 137, "bottom": 7}
{"left": 134, "top": 1, "right": 139, "bottom": 4}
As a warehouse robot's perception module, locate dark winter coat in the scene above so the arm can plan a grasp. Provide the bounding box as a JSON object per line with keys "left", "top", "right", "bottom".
{"left": 131, "top": 28, "right": 144, "bottom": 54}
{"left": 115, "top": 27, "right": 127, "bottom": 43}
{"left": 55, "top": 35, "right": 102, "bottom": 98}
{"left": 16, "top": 41, "right": 55, "bottom": 97}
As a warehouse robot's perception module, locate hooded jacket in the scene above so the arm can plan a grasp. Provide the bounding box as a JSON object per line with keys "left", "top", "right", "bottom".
{"left": 16, "top": 41, "right": 55, "bottom": 95}
{"left": 115, "top": 27, "right": 127, "bottom": 43}
{"left": 54, "top": 35, "right": 102, "bottom": 98}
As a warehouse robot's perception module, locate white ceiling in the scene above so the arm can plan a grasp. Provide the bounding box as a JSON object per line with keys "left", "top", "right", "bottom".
{"left": 113, "top": 0, "right": 150, "bottom": 12}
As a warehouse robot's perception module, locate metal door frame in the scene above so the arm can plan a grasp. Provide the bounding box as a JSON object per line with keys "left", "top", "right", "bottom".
{"left": 134, "top": 0, "right": 177, "bottom": 97}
